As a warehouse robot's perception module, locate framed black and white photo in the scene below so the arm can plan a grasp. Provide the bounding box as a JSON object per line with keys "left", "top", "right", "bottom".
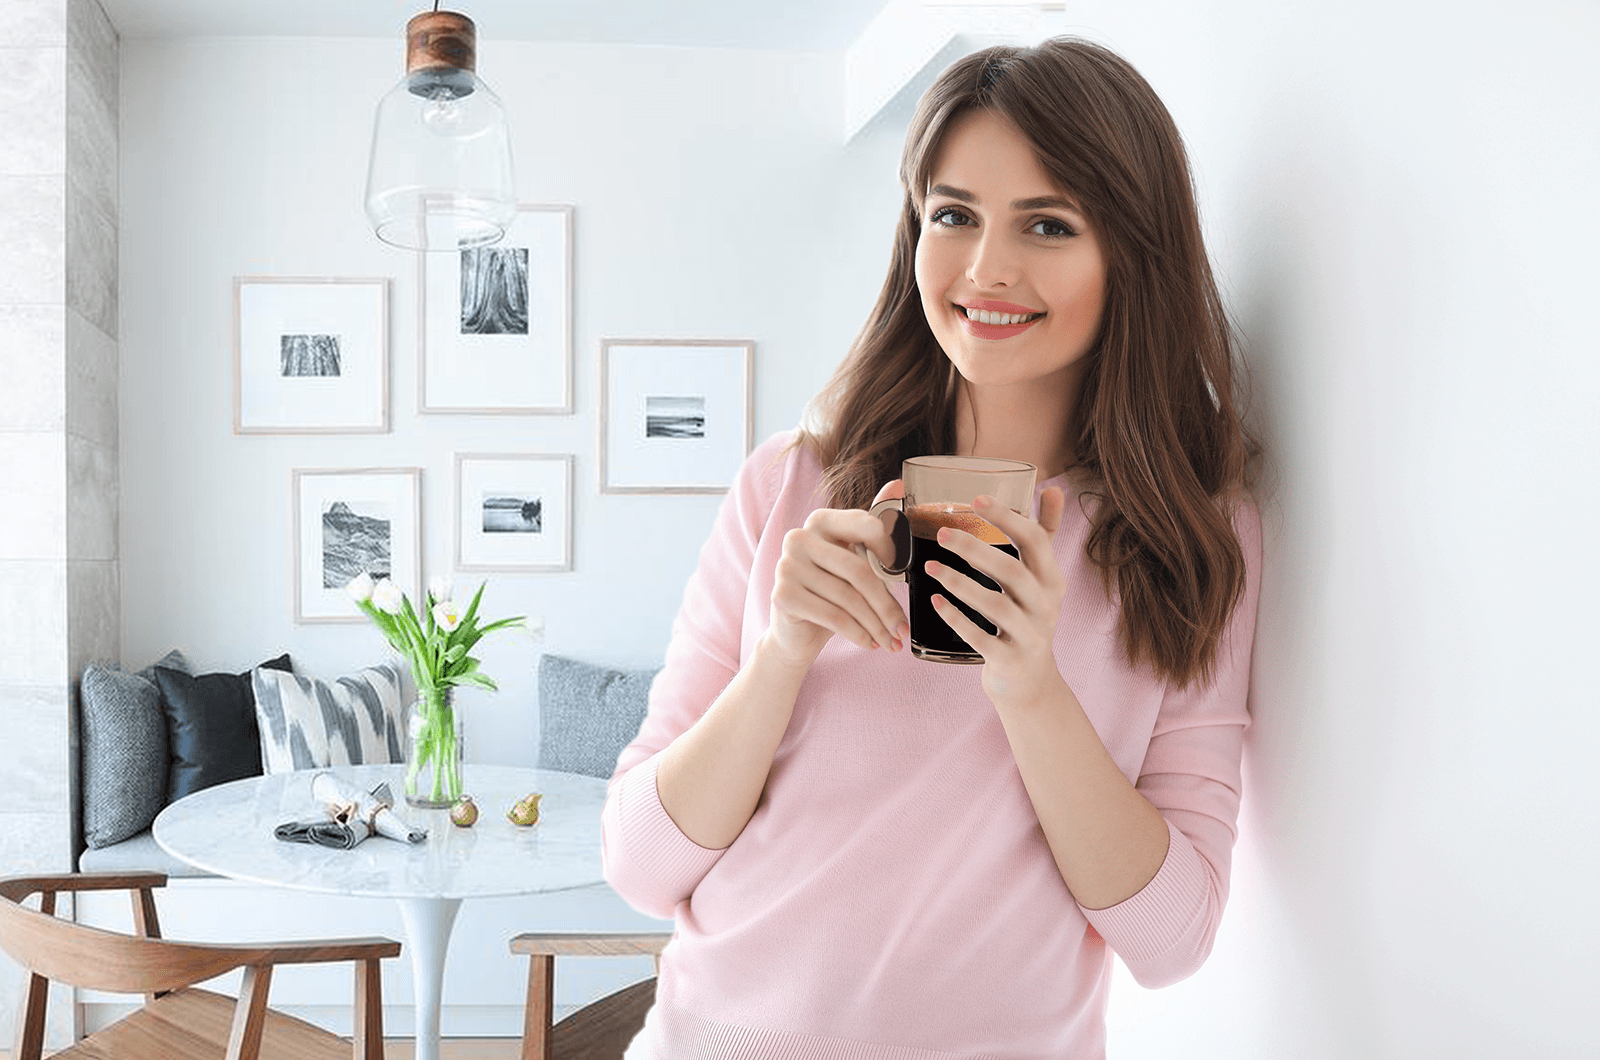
{"left": 420, "top": 203, "right": 574, "bottom": 414}
{"left": 234, "top": 277, "right": 389, "bottom": 433}
{"left": 600, "top": 339, "right": 754, "bottom": 494}
{"left": 455, "top": 453, "right": 573, "bottom": 571}
{"left": 293, "top": 467, "right": 420, "bottom": 623}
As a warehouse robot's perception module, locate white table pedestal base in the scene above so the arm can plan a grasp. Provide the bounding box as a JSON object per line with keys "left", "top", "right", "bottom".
{"left": 398, "top": 895, "right": 463, "bottom": 1060}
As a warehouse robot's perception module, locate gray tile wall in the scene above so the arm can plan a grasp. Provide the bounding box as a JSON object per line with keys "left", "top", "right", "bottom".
{"left": 0, "top": 0, "right": 117, "bottom": 1048}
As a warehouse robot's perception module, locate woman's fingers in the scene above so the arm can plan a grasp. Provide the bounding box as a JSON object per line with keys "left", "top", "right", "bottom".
{"left": 969, "top": 491, "right": 1067, "bottom": 590}
{"left": 871, "top": 478, "right": 906, "bottom": 505}
{"left": 929, "top": 591, "right": 998, "bottom": 652}
{"left": 772, "top": 573, "right": 887, "bottom": 651}
{"left": 778, "top": 512, "right": 909, "bottom": 650}
{"left": 924, "top": 556, "right": 1016, "bottom": 630}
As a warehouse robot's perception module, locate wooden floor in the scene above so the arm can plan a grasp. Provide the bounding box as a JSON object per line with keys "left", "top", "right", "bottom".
{"left": 4, "top": 1040, "right": 523, "bottom": 1060}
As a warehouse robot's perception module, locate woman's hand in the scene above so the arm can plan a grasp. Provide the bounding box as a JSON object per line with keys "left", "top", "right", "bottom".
{"left": 924, "top": 487, "right": 1069, "bottom": 706}
{"left": 766, "top": 480, "right": 911, "bottom": 669}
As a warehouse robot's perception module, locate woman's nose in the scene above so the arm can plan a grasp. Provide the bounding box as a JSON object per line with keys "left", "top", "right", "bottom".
{"left": 965, "top": 229, "right": 1020, "bottom": 289}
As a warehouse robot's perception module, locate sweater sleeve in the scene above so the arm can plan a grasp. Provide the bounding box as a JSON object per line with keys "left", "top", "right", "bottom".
{"left": 600, "top": 432, "right": 794, "bottom": 920}
{"left": 1080, "top": 497, "right": 1264, "bottom": 988}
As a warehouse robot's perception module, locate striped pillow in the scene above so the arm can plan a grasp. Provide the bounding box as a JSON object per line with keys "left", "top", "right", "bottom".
{"left": 252, "top": 663, "right": 405, "bottom": 774}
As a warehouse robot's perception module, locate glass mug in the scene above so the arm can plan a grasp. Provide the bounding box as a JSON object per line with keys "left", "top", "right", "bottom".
{"left": 866, "top": 455, "right": 1037, "bottom": 663}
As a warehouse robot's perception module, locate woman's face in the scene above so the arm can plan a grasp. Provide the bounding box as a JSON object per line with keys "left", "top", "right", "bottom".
{"left": 914, "top": 109, "right": 1107, "bottom": 396}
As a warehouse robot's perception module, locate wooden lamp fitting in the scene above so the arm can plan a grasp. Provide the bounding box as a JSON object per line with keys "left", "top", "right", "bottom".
{"left": 406, "top": 11, "right": 477, "bottom": 74}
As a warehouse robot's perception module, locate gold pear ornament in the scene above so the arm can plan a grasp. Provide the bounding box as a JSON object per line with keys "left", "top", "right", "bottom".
{"left": 449, "top": 796, "right": 479, "bottom": 828}
{"left": 507, "top": 792, "right": 543, "bottom": 827}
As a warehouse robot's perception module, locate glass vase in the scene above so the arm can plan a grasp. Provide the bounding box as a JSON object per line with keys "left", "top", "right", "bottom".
{"left": 405, "top": 687, "right": 463, "bottom": 809}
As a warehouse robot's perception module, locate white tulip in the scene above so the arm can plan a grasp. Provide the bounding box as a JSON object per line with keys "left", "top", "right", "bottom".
{"left": 346, "top": 571, "right": 375, "bottom": 603}
{"left": 432, "top": 600, "right": 463, "bottom": 632}
{"left": 371, "top": 578, "right": 405, "bottom": 615}
{"left": 428, "top": 575, "right": 454, "bottom": 603}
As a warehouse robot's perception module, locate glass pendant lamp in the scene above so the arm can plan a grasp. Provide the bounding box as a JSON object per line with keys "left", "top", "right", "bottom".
{"left": 365, "top": 7, "right": 516, "bottom": 250}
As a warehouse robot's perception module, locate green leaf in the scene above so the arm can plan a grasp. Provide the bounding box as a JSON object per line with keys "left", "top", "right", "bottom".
{"left": 447, "top": 671, "right": 498, "bottom": 691}
{"left": 445, "top": 644, "right": 466, "bottom": 663}
{"left": 459, "top": 582, "right": 487, "bottom": 634}
{"left": 476, "top": 616, "right": 526, "bottom": 636}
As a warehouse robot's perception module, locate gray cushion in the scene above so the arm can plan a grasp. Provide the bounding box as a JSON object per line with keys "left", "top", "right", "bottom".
{"left": 537, "top": 654, "right": 659, "bottom": 779}
{"left": 76, "top": 827, "right": 215, "bottom": 878}
{"left": 79, "top": 650, "right": 191, "bottom": 849}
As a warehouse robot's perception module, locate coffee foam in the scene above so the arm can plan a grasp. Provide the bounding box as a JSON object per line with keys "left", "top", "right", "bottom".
{"left": 906, "top": 503, "right": 1012, "bottom": 545}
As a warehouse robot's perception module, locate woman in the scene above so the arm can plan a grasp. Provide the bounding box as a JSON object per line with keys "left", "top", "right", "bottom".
{"left": 602, "top": 37, "right": 1262, "bottom": 1059}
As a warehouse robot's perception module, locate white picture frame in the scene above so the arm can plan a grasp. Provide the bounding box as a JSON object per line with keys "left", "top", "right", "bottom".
{"left": 455, "top": 453, "right": 574, "bottom": 572}
{"left": 234, "top": 277, "right": 389, "bottom": 434}
{"left": 293, "top": 467, "right": 421, "bottom": 623}
{"left": 600, "top": 338, "right": 754, "bottom": 495}
{"left": 419, "top": 203, "right": 574, "bottom": 414}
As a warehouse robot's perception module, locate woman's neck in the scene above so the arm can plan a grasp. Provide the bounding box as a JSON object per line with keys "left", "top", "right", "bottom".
{"left": 951, "top": 371, "right": 1080, "bottom": 480}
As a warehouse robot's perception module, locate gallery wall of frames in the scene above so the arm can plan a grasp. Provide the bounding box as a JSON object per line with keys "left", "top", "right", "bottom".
{"left": 231, "top": 204, "right": 755, "bottom": 624}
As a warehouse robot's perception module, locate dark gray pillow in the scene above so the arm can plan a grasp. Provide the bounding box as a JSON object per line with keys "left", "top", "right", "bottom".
{"left": 537, "top": 654, "right": 659, "bottom": 779}
{"left": 79, "top": 649, "right": 191, "bottom": 849}
{"left": 155, "top": 654, "right": 291, "bottom": 802}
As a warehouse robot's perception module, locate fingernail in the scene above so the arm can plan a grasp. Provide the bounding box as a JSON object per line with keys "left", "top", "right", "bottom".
{"left": 936, "top": 528, "right": 949, "bottom": 544}
{"left": 896, "top": 622, "right": 910, "bottom": 639}
{"left": 974, "top": 495, "right": 991, "bottom": 508}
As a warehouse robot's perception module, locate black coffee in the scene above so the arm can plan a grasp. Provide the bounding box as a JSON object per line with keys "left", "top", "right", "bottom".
{"left": 905, "top": 504, "right": 1018, "bottom": 663}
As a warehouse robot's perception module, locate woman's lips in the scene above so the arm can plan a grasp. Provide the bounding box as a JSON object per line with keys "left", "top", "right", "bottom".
{"left": 956, "top": 304, "right": 1044, "bottom": 339}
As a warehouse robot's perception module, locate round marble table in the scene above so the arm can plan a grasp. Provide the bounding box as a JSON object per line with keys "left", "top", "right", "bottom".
{"left": 154, "top": 763, "right": 609, "bottom": 1060}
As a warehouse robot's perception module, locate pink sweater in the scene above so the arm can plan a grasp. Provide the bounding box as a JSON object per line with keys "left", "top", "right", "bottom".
{"left": 603, "top": 432, "right": 1263, "bottom": 1059}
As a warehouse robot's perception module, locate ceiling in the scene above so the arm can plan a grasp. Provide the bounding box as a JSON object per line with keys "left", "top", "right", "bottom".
{"left": 96, "top": 0, "right": 892, "bottom": 51}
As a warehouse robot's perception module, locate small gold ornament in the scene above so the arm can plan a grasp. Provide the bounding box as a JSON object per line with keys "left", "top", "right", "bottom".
{"left": 449, "top": 796, "right": 479, "bottom": 827}
{"left": 507, "top": 792, "right": 543, "bottom": 826}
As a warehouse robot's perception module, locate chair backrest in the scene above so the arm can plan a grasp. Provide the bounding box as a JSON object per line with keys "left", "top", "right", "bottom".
{"left": 0, "top": 876, "right": 259, "bottom": 994}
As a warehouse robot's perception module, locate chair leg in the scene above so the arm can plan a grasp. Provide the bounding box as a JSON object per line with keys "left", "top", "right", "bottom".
{"left": 354, "top": 957, "right": 384, "bottom": 1060}
{"left": 131, "top": 885, "right": 165, "bottom": 1001}
{"left": 225, "top": 964, "right": 273, "bottom": 1060}
{"left": 521, "top": 953, "right": 555, "bottom": 1060}
{"left": 12, "top": 970, "right": 48, "bottom": 1060}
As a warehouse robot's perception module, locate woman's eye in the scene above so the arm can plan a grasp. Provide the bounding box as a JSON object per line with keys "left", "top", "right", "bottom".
{"left": 1031, "top": 218, "right": 1076, "bottom": 238}
{"left": 929, "top": 207, "right": 973, "bottom": 228}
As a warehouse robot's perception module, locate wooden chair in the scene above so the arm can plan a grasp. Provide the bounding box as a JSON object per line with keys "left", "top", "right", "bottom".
{"left": 0, "top": 872, "right": 402, "bottom": 1060}
{"left": 510, "top": 932, "right": 670, "bottom": 1060}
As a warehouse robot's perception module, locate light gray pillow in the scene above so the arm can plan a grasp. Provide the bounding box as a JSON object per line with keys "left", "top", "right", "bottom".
{"left": 79, "top": 649, "right": 191, "bottom": 849}
{"left": 537, "top": 654, "right": 659, "bottom": 779}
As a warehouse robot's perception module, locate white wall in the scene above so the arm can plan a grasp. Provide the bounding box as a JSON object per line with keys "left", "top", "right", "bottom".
{"left": 119, "top": 37, "right": 907, "bottom": 761}
{"left": 1063, "top": 3, "right": 1599, "bottom": 1057}
{"left": 114, "top": 4, "right": 1599, "bottom": 1056}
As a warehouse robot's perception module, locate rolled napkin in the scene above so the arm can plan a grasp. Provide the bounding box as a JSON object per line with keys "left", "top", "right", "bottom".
{"left": 274, "top": 816, "right": 367, "bottom": 849}
{"left": 274, "top": 772, "right": 428, "bottom": 849}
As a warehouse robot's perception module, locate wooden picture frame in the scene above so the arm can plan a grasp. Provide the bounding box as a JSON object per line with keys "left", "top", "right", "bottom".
{"left": 293, "top": 467, "right": 421, "bottom": 623}
{"left": 419, "top": 203, "right": 574, "bottom": 415}
{"left": 600, "top": 338, "right": 754, "bottom": 495}
{"left": 234, "top": 277, "right": 389, "bottom": 434}
{"left": 454, "top": 453, "right": 574, "bottom": 572}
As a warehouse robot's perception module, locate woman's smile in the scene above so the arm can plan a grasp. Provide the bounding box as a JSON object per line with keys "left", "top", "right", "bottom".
{"left": 956, "top": 299, "right": 1047, "bottom": 338}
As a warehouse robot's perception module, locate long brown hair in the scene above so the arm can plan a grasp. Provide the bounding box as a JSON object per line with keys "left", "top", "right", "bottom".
{"left": 799, "top": 38, "right": 1260, "bottom": 688}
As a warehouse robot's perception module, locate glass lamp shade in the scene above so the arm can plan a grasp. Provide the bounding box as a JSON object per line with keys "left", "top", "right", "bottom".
{"left": 364, "top": 66, "right": 516, "bottom": 250}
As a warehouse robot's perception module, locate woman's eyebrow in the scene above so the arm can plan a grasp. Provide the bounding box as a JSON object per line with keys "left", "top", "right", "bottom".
{"left": 927, "top": 183, "right": 1083, "bottom": 214}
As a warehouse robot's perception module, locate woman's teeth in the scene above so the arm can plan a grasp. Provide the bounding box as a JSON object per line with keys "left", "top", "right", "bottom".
{"left": 961, "top": 306, "right": 1044, "bottom": 326}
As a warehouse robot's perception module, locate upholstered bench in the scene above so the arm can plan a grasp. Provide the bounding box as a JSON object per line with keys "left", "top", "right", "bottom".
{"left": 71, "top": 650, "right": 669, "bottom": 1038}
